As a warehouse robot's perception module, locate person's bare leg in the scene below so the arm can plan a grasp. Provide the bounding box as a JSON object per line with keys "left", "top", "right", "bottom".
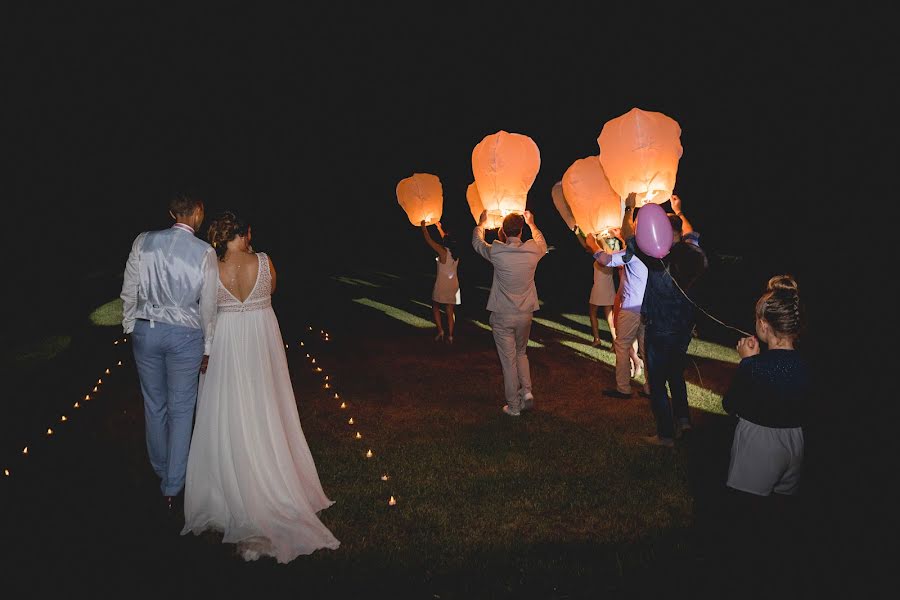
{"left": 603, "top": 305, "right": 616, "bottom": 348}
{"left": 589, "top": 303, "right": 601, "bottom": 346}
{"left": 446, "top": 304, "right": 456, "bottom": 343}
{"left": 432, "top": 302, "right": 444, "bottom": 341}
{"left": 630, "top": 340, "right": 643, "bottom": 377}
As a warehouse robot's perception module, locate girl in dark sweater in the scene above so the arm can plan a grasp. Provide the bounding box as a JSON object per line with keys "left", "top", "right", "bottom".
{"left": 723, "top": 274, "right": 808, "bottom": 496}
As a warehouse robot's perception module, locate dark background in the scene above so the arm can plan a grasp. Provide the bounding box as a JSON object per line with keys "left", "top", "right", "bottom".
{"left": 2, "top": 4, "right": 872, "bottom": 390}
{"left": 3, "top": 4, "right": 855, "bottom": 284}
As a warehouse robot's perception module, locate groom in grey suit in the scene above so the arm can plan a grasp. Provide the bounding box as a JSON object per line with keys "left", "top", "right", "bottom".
{"left": 472, "top": 209, "right": 548, "bottom": 416}
{"left": 120, "top": 194, "right": 219, "bottom": 514}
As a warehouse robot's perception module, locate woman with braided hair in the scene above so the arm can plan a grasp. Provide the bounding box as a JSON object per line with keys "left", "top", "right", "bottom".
{"left": 181, "top": 211, "right": 339, "bottom": 563}
{"left": 724, "top": 274, "right": 809, "bottom": 497}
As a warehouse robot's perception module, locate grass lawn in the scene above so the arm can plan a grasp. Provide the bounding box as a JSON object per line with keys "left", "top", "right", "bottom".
{"left": 2, "top": 268, "right": 846, "bottom": 598}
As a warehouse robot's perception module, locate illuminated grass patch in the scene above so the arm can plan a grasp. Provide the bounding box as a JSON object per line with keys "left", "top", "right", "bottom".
{"left": 333, "top": 276, "right": 382, "bottom": 288}
{"left": 562, "top": 312, "right": 739, "bottom": 364}
{"left": 562, "top": 341, "right": 723, "bottom": 415}
{"left": 353, "top": 298, "right": 434, "bottom": 328}
{"left": 90, "top": 299, "right": 124, "bottom": 326}
{"left": 532, "top": 317, "right": 594, "bottom": 342}
{"left": 469, "top": 320, "right": 544, "bottom": 348}
{"left": 14, "top": 335, "right": 72, "bottom": 364}
{"left": 561, "top": 312, "right": 610, "bottom": 332}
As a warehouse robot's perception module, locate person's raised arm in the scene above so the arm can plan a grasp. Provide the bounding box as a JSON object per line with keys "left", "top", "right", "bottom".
{"left": 621, "top": 192, "right": 637, "bottom": 239}
{"left": 471, "top": 210, "right": 492, "bottom": 261}
{"left": 669, "top": 194, "right": 694, "bottom": 237}
{"left": 524, "top": 210, "right": 547, "bottom": 254}
{"left": 421, "top": 220, "right": 447, "bottom": 261}
{"left": 574, "top": 226, "right": 591, "bottom": 253}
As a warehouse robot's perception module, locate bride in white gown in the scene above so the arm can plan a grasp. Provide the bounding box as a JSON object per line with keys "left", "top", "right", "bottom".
{"left": 182, "top": 211, "right": 339, "bottom": 563}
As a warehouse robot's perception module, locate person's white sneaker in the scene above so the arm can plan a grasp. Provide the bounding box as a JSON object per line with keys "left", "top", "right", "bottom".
{"left": 502, "top": 405, "right": 521, "bottom": 417}
{"left": 521, "top": 393, "right": 535, "bottom": 412}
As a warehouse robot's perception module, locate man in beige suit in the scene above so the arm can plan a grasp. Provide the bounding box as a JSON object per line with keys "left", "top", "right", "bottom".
{"left": 472, "top": 209, "right": 548, "bottom": 416}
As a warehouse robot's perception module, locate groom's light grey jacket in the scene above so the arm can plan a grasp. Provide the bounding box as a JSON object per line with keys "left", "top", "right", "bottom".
{"left": 472, "top": 224, "right": 548, "bottom": 313}
{"left": 120, "top": 225, "right": 219, "bottom": 354}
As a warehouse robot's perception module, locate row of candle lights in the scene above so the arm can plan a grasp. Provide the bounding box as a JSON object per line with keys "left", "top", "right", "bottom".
{"left": 3, "top": 337, "right": 127, "bottom": 478}
{"left": 300, "top": 325, "right": 397, "bottom": 507}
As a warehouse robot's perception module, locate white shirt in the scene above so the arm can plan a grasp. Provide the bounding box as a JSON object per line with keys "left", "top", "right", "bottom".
{"left": 120, "top": 224, "right": 219, "bottom": 354}
{"left": 472, "top": 224, "right": 548, "bottom": 313}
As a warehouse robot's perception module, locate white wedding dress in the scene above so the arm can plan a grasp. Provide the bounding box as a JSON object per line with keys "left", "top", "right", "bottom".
{"left": 181, "top": 252, "right": 339, "bottom": 563}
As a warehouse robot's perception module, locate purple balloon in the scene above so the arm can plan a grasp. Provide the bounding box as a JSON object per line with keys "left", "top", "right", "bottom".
{"left": 635, "top": 203, "right": 674, "bottom": 258}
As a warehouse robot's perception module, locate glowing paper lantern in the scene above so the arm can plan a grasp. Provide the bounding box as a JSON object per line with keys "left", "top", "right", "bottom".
{"left": 396, "top": 173, "right": 444, "bottom": 226}
{"left": 471, "top": 131, "right": 540, "bottom": 225}
{"left": 550, "top": 181, "right": 577, "bottom": 231}
{"left": 561, "top": 156, "right": 622, "bottom": 236}
{"left": 597, "top": 107, "right": 683, "bottom": 206}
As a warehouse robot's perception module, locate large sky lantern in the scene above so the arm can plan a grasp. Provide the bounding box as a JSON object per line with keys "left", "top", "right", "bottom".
{"left": 550, "top": 181, "right": 577, "bottom": 231}
{"left": 396, "top": 173, "right": 443, "bottom": 226}
{"left": 597, "top": 107, "right": 683, "bottom": 206}
{"left": 471, "top": 130, "right": 540, "bottom": 225}
{"left": 561, "top": 155, "right": 622, "bottom": 237}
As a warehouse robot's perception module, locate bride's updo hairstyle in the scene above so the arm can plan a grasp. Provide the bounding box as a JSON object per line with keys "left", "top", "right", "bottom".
{"left": 207, "top": 211, "right": 250, "bottom": 261}
{"left": 755, "top": 274, "right": 803, "bottom": 340}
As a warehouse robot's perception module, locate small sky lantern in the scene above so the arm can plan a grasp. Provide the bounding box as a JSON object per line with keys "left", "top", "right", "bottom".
{"left": 105, "top": 368, "right": 110, "bottom": 375}
{"left": 3, "top": 469, "right": 9, "bottom": 476}
{"left": 562, "top": 156, "right": 622, "bottom": 237}
{"left": 366, "top": 449, "right": 373, "bottom": 458}
{"left": 300, "top": 341, "right": 304, "bottom": 346}
{"left": 388, "top": 496, "right": 397, "bottom": 506}
{"left": 46, "top": 428, "right": 53, "bottom": 436}
{"left": 464, "top": 182, "right": 493, "bottom": 230}
{"left": 74, "top": 402, "right": 80, "bottom": 408}
{"left": 381, "top": 474, "right": 390, "bottom": 481}
{"left": 84, "top": 395, "right": 90, "bottom": 401}
{"left": 471, "top": 130, "right": 540, "bottom": 226}
{"left": 93, "top": 386, "right": 98, "bottom": 393}
{"left": 117, "top": 360, "right": 122, "bottom": 366}
{"left": 97, "top": 379, "right": 102, "bottom": 385}
{"left": 597, "top": 107, "right": 683, "bottom": 206}
{"left": 22, "top": 447, "right": 28, "bottom": 455}
{"left": 355, "top": 432, "right": 362, "bottom": 439}
{"left": 60, "top": 416, "right": 67, "bottom": 422}
{"left": 324, "top": 382, "right": 331, "bottom": 389}
{"left": 334, "top": 393, "right": 340, "bottom": 399}
{"left": 348, "top": 418, "right": 354, "bottom": 425}
{"left": 551, "top": 181, "right": 577, "bottom": 231}
{"left": 340, "top": 402, "right": 347, "bottom": 409}
{"left": 396, "top": 173, "right": 443, "bottom": 226}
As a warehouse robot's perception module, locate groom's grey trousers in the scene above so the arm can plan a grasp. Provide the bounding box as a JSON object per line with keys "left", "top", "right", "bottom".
{"left": 131, "top": 319, "right": 204, "bottom": 496}
{"left": 489, "top": 311, "right": 534, "bottom": 412}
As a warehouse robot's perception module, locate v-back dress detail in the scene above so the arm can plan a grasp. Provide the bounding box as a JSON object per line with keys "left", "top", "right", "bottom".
{"left": 182, "top": 252, "right": 339, "bottom": 563}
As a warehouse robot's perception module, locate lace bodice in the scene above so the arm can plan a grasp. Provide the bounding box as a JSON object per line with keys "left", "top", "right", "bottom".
{"left": 217, "top": 252, "right": 273, "bottom": 313}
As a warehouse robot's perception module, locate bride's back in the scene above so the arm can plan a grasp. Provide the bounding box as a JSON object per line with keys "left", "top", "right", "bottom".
{"left": 219, "top": 251, "right": 261, "bottom": 303}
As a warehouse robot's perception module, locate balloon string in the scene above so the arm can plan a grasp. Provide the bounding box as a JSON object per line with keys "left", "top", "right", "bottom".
{"left": 659, "top": 259, "right": 754, "bottom": 339}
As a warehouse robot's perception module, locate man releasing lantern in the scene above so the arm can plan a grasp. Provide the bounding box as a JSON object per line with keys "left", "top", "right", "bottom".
{"left": 597, "top": 107, "right": 683, "bottom": 206}
{"left": 471, "top": 131, "right": 540, "bottom": 226}
{"left": 561, "top": 157, "right": 622, "bottom": 237}
{"left": 396, "top": 173, "right": 443, "bottom": 226}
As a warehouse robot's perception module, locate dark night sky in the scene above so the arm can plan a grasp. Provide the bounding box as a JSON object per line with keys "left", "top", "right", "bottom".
{"left": 2, "top": 4, "right": 868, "bottom": 313}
